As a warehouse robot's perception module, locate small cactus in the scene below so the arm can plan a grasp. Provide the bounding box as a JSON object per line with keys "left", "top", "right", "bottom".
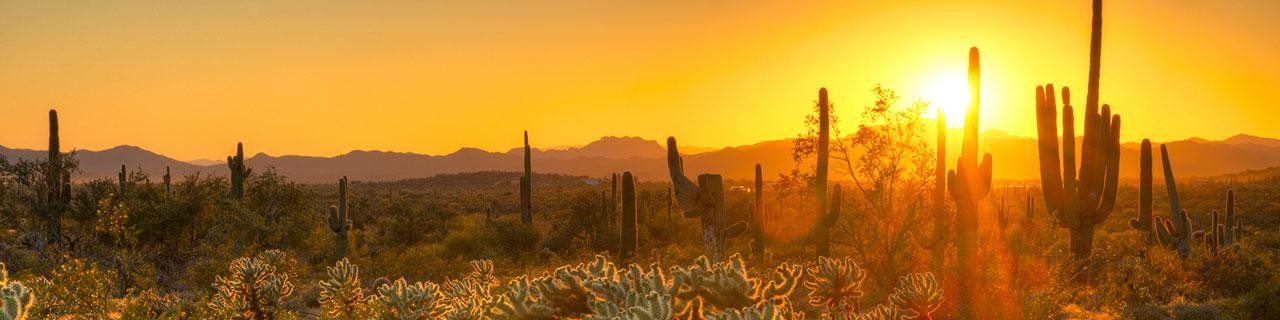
{"left": 329, "top": 176, "right": 353, "bottom": 260}
{"left": 226, "top": 142, "right": 251, "bottom": 199}
{"left": 1, "top": 263, "right": 34, "bottom": 320}
{"left": 620, "top": 172, "right": 638, "bottom": 262}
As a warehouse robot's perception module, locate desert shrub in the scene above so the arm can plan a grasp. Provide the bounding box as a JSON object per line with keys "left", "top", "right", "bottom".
{"left": 24, "top": 257, "right": 116, "bottom": 319}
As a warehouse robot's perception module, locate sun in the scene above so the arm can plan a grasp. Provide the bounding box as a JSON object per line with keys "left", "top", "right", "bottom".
{"left": 921, "top": 72, "right": 970, "bottom": 128}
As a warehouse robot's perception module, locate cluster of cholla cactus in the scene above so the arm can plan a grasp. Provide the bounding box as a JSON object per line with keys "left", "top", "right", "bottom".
{"left": 620, "top": 172, "right": 639, "bottom": 262}
{"left": 316, "top": 258, "right": 492, "bottom": 319}
{"left": 1, "top": 263, "right": 35, "bottom": 320}
{"left": 227, "top": 142, "right": 251, "bottom": 200}
{"left": 208, "top": 250, "right": 296, "bottom": 319}
{"left": 36, "top": 109, "right": 73, "bottom": 247}
{"left": 947, "top": 47, "right": 992, "bottom": 316}
{"left": 666, "top": 137, "right": 748, "bottom": 261}
{"left": 329, "top": 176, "right": 353, "bottom": 261}
{"left": 521, "top": 131, "right": 534, "bottom": 225}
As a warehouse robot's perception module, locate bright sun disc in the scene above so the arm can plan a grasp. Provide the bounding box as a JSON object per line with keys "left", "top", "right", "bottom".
{"left": 922, "top": 73, "right": 970, "bottom": 128}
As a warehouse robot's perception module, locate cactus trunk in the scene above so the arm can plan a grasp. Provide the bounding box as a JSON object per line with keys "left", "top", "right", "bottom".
{"left": 814, "top": 88, "right": 831, "bottom": 258}
{"left": 816, "top": 185, "right": 841, "bottom": 258}
{"left": 1130, "top": 140, "right": 1155, "bottom": 244}
{"left": 949, "top": 47, "right": 993, "bottom": 317}
{"left": 666, "top": 137, "right": 746, "bottom": 261}
{"left": 43, "top": 109, "right": 68, "bottom": 246}
{"left": 620, "top": 172, "right": 637, "bottom": 261}
{"left": 931, "top": 109, "right": 948, "bottom": 272}
{"left": 328, "top": 177, "right": 352, "bottom": 260}
{"left": 752, "top": 164, "right": 766, "bottom": 263}
{"left": 521, "top": 131, "right": 533, "bottom": 225}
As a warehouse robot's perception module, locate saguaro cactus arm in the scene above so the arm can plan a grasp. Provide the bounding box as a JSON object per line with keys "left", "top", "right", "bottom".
{"left": 666, "top": 137, "right": 701, "bottom": 218}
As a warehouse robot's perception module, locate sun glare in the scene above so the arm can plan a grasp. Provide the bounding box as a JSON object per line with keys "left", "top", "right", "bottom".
{"left": 922, "top": 73, "right": 970, "bottom": 128}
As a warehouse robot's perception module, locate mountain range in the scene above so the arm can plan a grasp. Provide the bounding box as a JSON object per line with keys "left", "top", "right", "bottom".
{"left": 4, "top": 133, "right": 1280, "bottom": 184}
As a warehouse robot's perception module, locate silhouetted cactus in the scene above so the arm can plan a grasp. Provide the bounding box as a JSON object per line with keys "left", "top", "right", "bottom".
{"left": 1203, "top": 190, "right": 1241, "bottom": 254}
{"left": 948, "top": 48, "right": 992, "bottom": 316}
{"left": 1155, "top": 144, "right": 1194, "bottom": 258}
{"left": 37, "top": 109, "right": 72, "bottom": 246}
{"left": 814, "top": 87, "right": 832, "bottom": 258}
{"left": 928, "top": 109, "right": 950, "bottom": 273}
{"left": 666, "top": 137, "right": 747, "bottom": 261}
{"left": 521, "top": 131, "right": 533, "bottom": 225}
{"left": 329, "top": 176, "right": 353, "bottom": 260}
{"left": 118, "top": 164, "right": 127, "bottom": 194}
{"left": 1034, "top": 0, "right": 1119, "bottom": 262}
{"left": 751, "top": 164, "right": 766, "bottom": 263}
{"left": 227, "top": 142, "right": 250, "bottom": 199}
{"left": 815, "top": 185, "right": 842, "bottom": 259}
{"left": 162, "top": 166, "right": 172, "bottom": 199}
{"left": 1129, "top": 140, "right": 1155, "bottom": 244}
{"left": 620, "top": 172, "right": 638, "bottom": 262}
{"left": 1, "top": 263, "right": 34, "bottom": 320}
{"left": 1224, "top": 190, "right": 1239, "bottom": 246}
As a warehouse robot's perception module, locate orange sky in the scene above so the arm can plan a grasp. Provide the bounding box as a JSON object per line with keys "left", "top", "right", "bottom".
{"left": 1, "top": 1, "right": 1277, "bottom": 161}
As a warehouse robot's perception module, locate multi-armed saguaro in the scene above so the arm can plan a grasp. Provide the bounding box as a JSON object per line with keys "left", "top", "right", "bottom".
{"left": 521, "top": 131, "right": 533, "bottom": 225}
{"left": 948, "top": 47, "right": 993, "bottom": 316}
{"left": 328, "top": 176, "right": 353, "bottom": 260}
{"left": 1154, "top": 145, "right": 1193, "bottom": 258}
{"left": 1034, "top": 0, "right": 1120, "bottom": 261}
{"left": 813, "top": 87, "right": 833, "bottom": 258}
{"left": 620, "top": 172, "right": 638, "bottom": 261}
{"left": 41, "top": 109, "right": 72, "bottom": 246}
{"left": 666, "top": 137, "right": 746, "bottom": 261}
{"left": 227, "top": 142, "right": 251, "bottom": 199}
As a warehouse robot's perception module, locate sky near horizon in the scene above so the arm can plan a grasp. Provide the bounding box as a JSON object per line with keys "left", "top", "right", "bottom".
{"left": 2, "top": 1, "right": 1277, "bottom": 161}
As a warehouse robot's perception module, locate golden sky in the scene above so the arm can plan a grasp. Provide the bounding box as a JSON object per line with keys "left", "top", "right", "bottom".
{"left": 1, "top": 1, "right": 1277, "bottom": 161}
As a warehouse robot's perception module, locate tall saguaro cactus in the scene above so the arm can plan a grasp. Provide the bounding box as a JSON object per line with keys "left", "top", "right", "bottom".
{"left": 1130, "top": 140, "right": 1155, "bottom": 244}
{"left": 118, "top": 164, "right": 128, "bottom": 194}
{"left": 752, "top": 164, "right": 766, "bottom": 262}
{"left": 948, "top": 48, "right": 993, "bottom": 316}
{"left": 163, "top": 166, "right": 173, "bottom": 199}
{"left": 40, "top": 109, "right": 72, "bottom": 246}
{"left": 929, "top": 109, "right": 949, "bottom": 272}
{"left": 328, "top": 177, "right": 352, "bottom": 260}
{"left": 620, "top": 172, "right": 638, "bottom": 261}
{"left": 1034, "top": 0, "right": 1120, "bottom": 261}
{"left": 521, "top": 131, "right": 533, "bottom": 225}
{"left": 666, "top": 137, "right": 746, "bottom": 261}
{"left": 227, "top": 142, "right": 250, "bottom": 199}
{"left": 1155, "top": 145, "right": 1193, "bottom": 258}
{"left": 814, "top": 88, "right": 832, "bottom": 257}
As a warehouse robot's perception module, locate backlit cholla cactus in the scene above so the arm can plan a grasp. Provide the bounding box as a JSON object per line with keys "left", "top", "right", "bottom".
{"left": 208, "top": 251, "right": 296, "bottom": 320}
{"left": 803, "top": 256, "right": 866, "bottom": 315}
{"left": 490, "top": 277, "right": 557, "bottom": 320}
{"left": 666, "top": 137, "right": 747, "bottom": 261}
{"left": 319, "top": 258, "right": 369, "bottom": 319}
{"left": 704, "top": 298, "right": 804, "bottom": 320}
{"left": 852, "top": 304, "right": 909, "bottom": 320}
{"left": 670, "top": 254, "right": 802, "bottom": 315}
{"left": 888, "top": 273, "right": 943, "bottom": 320}
{"left": 1, "top": 263, "right": 35, "bottom": 320}
{"left": 371, "top": 279, "right": 449, "bottom": 320}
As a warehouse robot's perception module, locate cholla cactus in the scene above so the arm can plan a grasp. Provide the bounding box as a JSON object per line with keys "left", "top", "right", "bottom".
{"left": 888, "top": 273, "right": 943, "bottom": 320}
{"left": 803, "top": 256, "right": 866, "bottom": 314}
{"left": 1, "top": 263, "right": 34, "bottom": 320}
{"left": 319, "top": 259, "right": 369, "bottom": 319}
{"left": 666, "top": 137, "right": 748, "bottom": 261}
{"left": 370, "top": 278, "right": 448, "bottom": 320}
{"left": 671, "top": 254, "right": 801, "bottom": 314}
{"left": 705, "top": 298, "right": 804, "bottom": 320}
{"left": 490, "top": 277, "right": 557, "bottom": 320}
{"left": 208, "top": 252, "right": 295, "bottom": 319}
{"left": 852, "top": 304, "right": 909, "bottom": 320}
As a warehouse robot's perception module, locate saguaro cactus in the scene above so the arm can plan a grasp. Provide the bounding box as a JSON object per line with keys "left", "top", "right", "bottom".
{"left": 1034, "top": 0, "right": 1121, "bottom": 261}
{"left": 815, "top": 185, "right": 842, "bottom": 258}
{"left": 666, "top": 137, "right": 746, "bottom": 261}
{"left": 227, "top": 142, "right": 250, "bottom": 199}
{"left": 752, "top": 164, "right": 766, "bottom": 262}
{"left": 928, "top": 109, "right": 949, "bottom": 271}
{"left": 814, "top": 87, "right": 832, "bottom": 257}
{"left": 1129, "top": 140, "right": 1155, "bottom": 244}
{"left": 521, "top": 131, "right": 533, "bottom": 225}
{"left": 1204, "top": 190, "right": 1241, "bottom": 254}
{"left": 1155, "top": 144, "right": 1193, "bottom": 258}
{"left": 329, "top": 177, "right": 352, "bottom": 260}
{"left": 1224, "top": 190, "right": 1238, "bottom": 246}
{"left": 620, "top": 172, "right": 638, "bottom": 261}
{"left": 39, "top": 109, "right": 72, "bottom": 246}
{"left": 163, "top": 166, "right": 172, "bottom": 199}
{"left": 948, "top": 48, "right": 993, "bottom": 316}
{"left": 118, "top": 165, "right": 128, "bottom": 194}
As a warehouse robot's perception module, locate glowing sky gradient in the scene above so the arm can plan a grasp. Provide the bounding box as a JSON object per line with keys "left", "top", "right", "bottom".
{"left": 2, "top": 1, "right": 1276, "bottom": 160}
